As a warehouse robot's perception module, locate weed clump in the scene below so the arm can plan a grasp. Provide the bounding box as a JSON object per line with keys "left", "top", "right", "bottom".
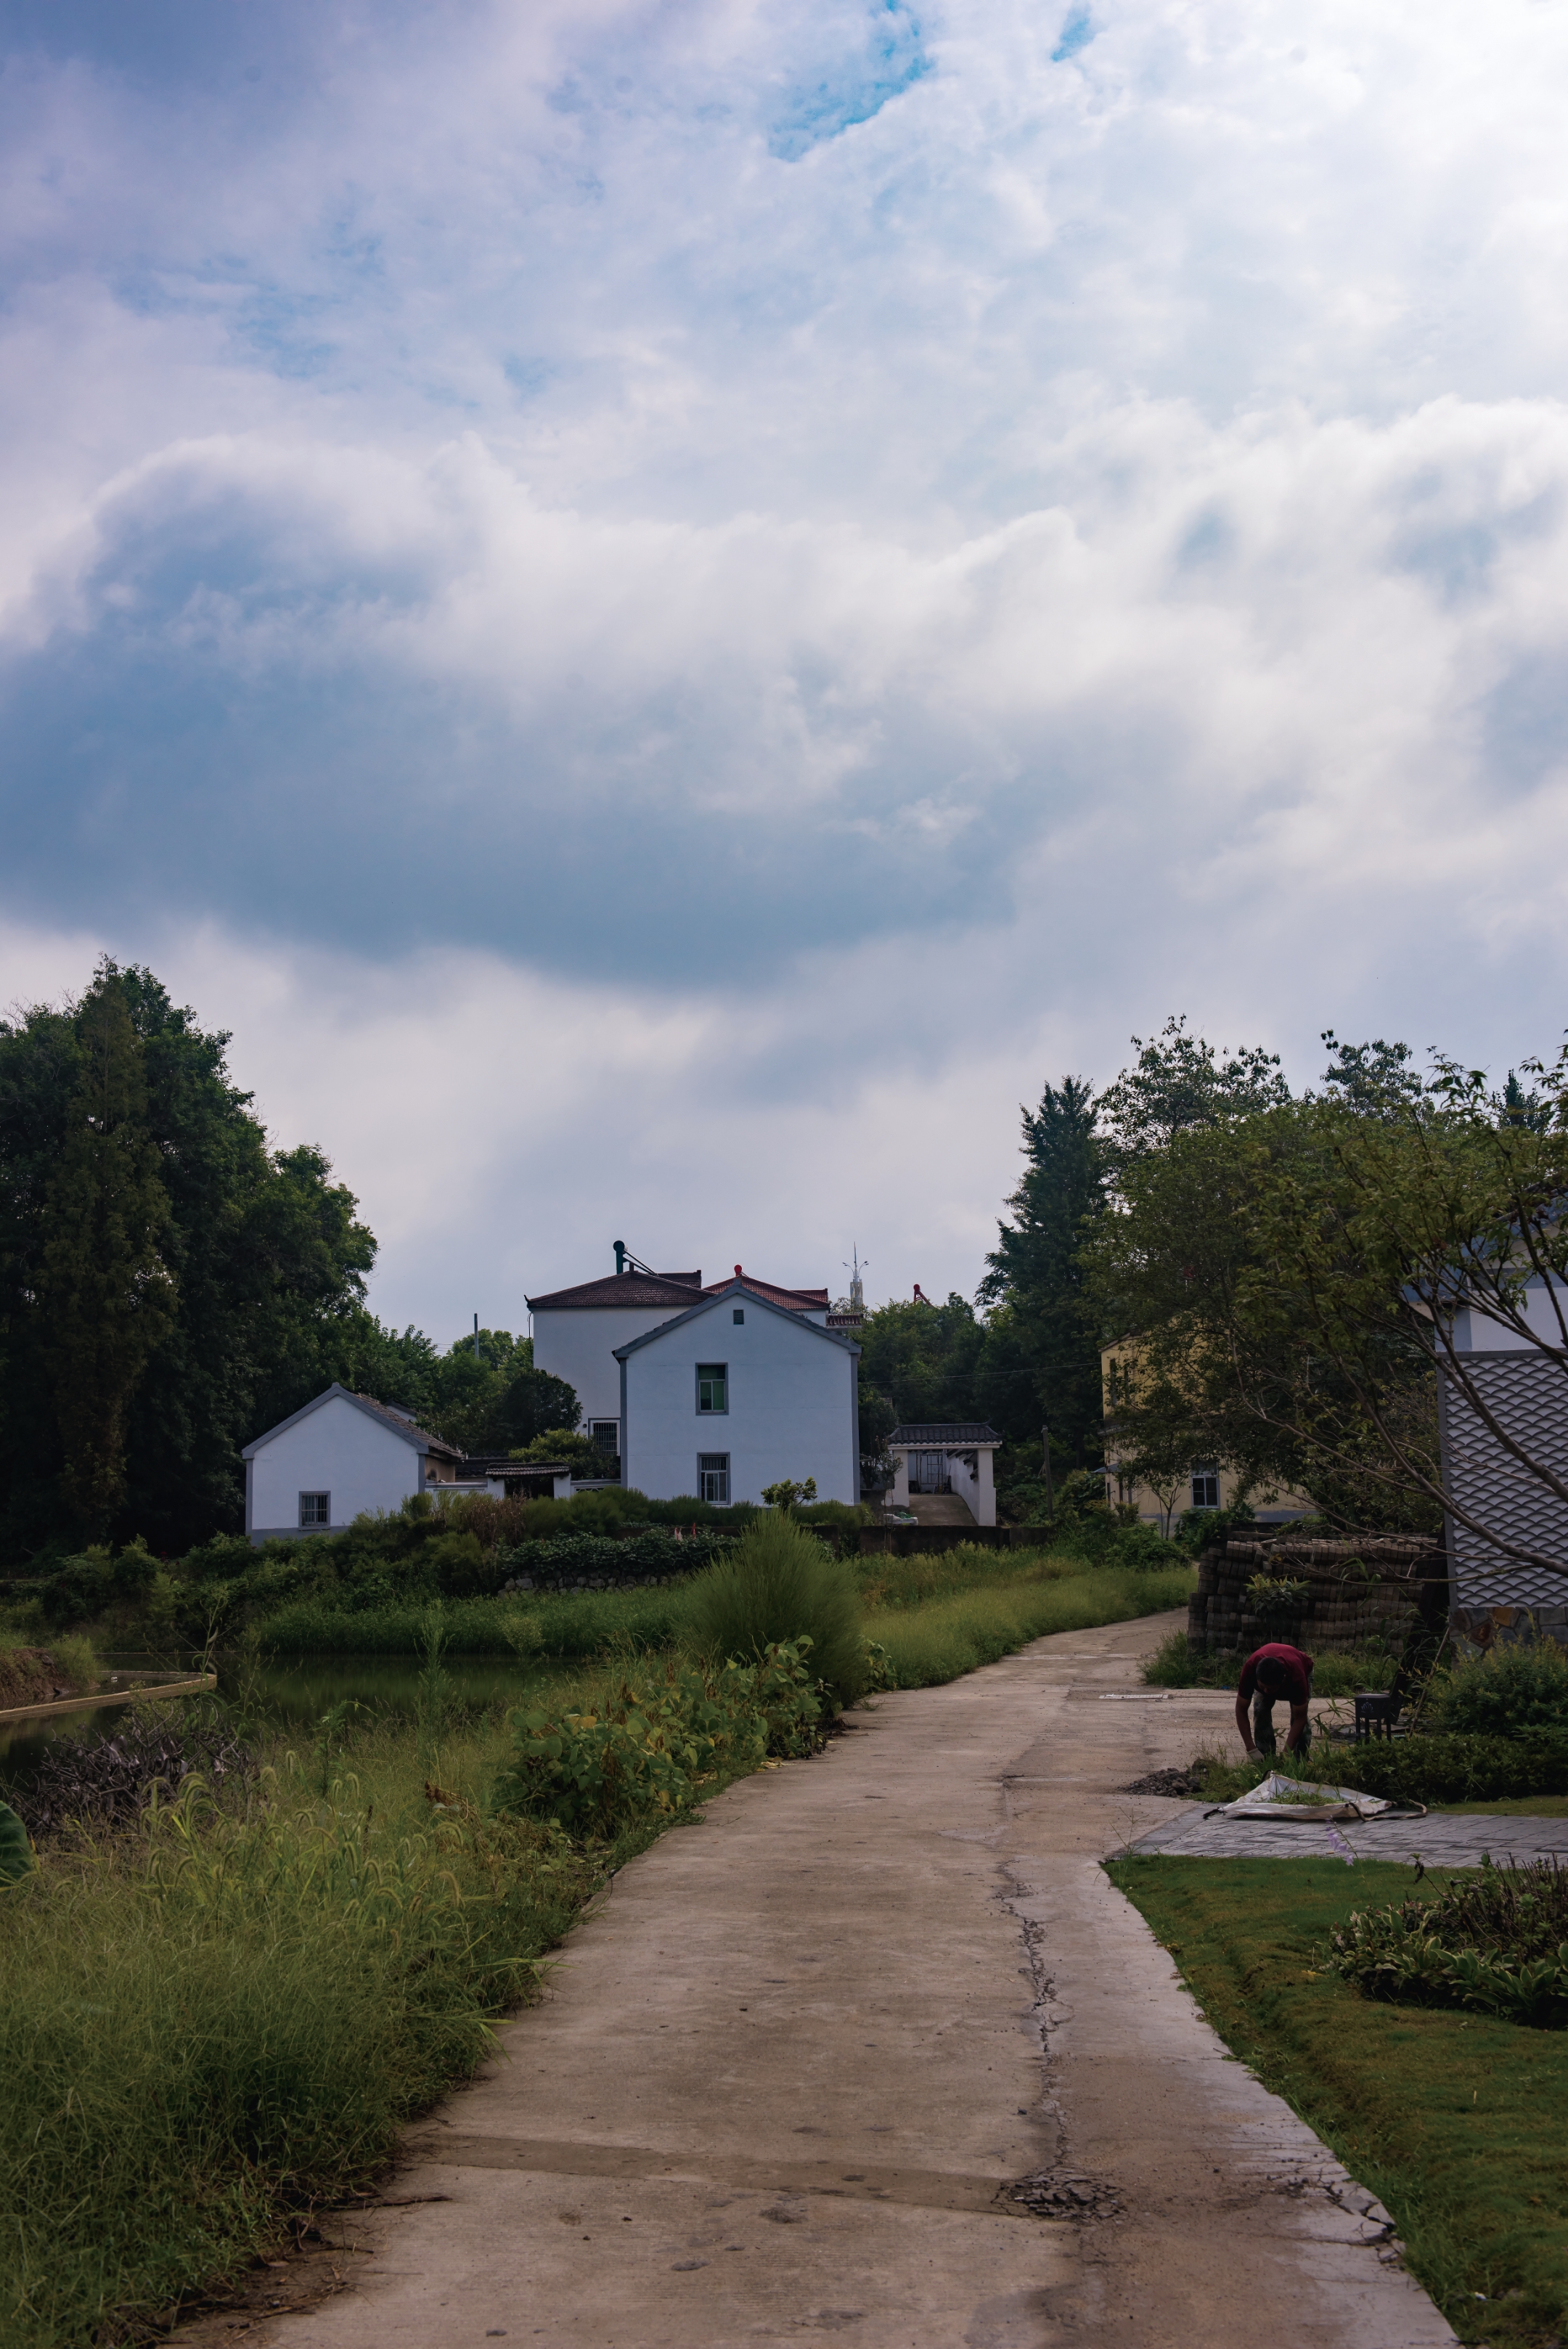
{"left": 9, "top": 1702, "right": 254, "bottom": 1841}
{"left": 1330, "top": 1856, "right": 1568, "bottom": 2026}
{"left": 492, "top": 1641, "right": 822, "bottom": 1836}
{"left": 682, "top": 1515, "right": 867, "bottom": 1707}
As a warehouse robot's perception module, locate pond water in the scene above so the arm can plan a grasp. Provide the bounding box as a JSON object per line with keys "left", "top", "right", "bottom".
{"left": 0, "top": 1651, "right": 558, "bottom": 1790}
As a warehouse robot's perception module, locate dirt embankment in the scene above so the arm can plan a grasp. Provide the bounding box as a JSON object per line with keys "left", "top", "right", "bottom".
{"left": 0, "top": 1647, "right": 92, "bottom": 1711}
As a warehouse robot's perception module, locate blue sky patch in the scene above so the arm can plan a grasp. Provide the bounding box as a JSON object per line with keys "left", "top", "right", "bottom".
{"left": 769, "top": 1, "right": 930, "bottom": 160}
{"left": 1052, "top": 7, "right": 1095, "bottom": 63}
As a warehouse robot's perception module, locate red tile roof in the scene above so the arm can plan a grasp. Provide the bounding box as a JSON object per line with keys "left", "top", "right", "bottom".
{"left": 526, "top": 1272, "right": 705, "bottom": 1310}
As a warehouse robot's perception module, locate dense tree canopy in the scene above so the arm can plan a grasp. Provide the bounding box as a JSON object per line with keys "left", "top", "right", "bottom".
{"left": 0, "top": 963, "right": 579, "bottom": 1564}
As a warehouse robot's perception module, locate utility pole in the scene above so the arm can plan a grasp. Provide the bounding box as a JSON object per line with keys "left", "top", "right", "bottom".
{"left": 473, "top": 1312, "right": 481, "bottom": 1362}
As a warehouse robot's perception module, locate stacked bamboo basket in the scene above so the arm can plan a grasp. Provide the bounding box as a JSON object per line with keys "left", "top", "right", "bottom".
{"left": 1186, "top": 1536, "right": 1445, "bottom": 1656}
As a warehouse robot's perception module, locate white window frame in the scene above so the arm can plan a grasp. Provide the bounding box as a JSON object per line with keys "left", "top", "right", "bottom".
{"left": 1190, "top": 1468, "right": 1220, "bottom": 1511}
{"left": 299, "top": 1490, "right": 331, "bottom": 1528}
{"left": 698, "top": 1453, "right": 730, "bottom": 1504}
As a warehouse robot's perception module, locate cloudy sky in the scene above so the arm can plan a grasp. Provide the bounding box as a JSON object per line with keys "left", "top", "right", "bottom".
{"left": 4, "top": 0, "right": 1568, "bottom": 1335}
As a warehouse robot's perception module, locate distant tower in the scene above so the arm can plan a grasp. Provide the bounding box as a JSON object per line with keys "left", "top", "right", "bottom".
{"left": 847, "top": 1243, "right": 867, "bottom": 1315}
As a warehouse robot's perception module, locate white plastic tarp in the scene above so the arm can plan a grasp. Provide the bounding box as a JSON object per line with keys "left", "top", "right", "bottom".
{"left": 1221, "top": 1770, "right": 1400, "bottom": 1821}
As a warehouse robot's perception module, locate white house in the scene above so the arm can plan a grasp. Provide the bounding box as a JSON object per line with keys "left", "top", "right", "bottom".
{"left": 884, "top": 1423, "right": 1002, "bottom": 1525}
{"left": 242, "top": 1385, "right": 572, "bottom": 1541}
{"left": 613, "top": 1278, "right": 859, "bottom": 1506}
{"left": 529, "top": 1254, "right": 831, "bottom": 1463}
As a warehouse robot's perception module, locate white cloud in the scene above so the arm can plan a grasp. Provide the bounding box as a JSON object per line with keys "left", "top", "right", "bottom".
{"left": 5, "top": 0, "right": 1568, "bottom": 1328}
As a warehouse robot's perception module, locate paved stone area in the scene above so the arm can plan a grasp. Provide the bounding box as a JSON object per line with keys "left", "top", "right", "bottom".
{"left": 205, "top": 1611, "right": 1455, "bottom": 2349}
{"left": 1129, "top": 1803, "right": 1568, "bottom": 1865}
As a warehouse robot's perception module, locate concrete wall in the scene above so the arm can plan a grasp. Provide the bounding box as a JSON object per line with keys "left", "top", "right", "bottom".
{"left": 248, "top": 1395, "right": 422, "bottom": 1538}
{"left": 621, "top": 1303, "right": 858, "bottom": 1506}
{"left": 531, "top": 1305, "right": 687, "bottom": 1431}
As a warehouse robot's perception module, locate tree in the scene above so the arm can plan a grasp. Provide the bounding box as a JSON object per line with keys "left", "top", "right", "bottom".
{"left": 36, "top": 974, "right": 176, "bottom": 1531}
{"left": 1082, "top": 1018, "right": 1445, "bottom": 1535}
{"left": 1098, "top": 1016, "right": 1291, "bottom": 1186}
{"left": 976, "top": 1076, "right": 1105, "bottom": 1464}
{"left": 854, "top": 1294, "right": 986, "bottom": 1426}
{"left": 1230, "top": 1047, "right": 1568, "bottom": 1572}
{"left": 0, "top": 963, "right": 379, "bottom": 1557}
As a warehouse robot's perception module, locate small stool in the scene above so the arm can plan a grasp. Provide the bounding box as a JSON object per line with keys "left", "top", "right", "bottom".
{"left": 1354, "top": 1691, "right": 1399, "bottom": 1741}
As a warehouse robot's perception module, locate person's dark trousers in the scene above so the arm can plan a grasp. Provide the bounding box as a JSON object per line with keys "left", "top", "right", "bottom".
{"left": 1252, "top": 1682, "right": 1313, "bottom": 1758}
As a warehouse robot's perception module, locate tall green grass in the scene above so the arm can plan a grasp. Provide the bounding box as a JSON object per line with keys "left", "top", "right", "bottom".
{"left": 866, "top": 1564, "right": 1193, "bottom": 1686}
{"left": 682, "top": 1516, "right": 866, "bottom": 1704}
{"left": 0, "top": 1709, "right": 624, "bottom": 2349}
{"left": 1, "top": 1548, "right": 1192, "bottom": 2348}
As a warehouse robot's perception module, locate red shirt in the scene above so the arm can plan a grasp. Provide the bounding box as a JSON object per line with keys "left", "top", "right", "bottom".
{"left": 1238, "top": 1643, "right": 1314, "bottom": 1707}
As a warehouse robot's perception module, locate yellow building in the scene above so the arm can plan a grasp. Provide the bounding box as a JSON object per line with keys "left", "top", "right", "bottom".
{"left": 1100, "top": 1341, "right": 1314, "bottom": 1534}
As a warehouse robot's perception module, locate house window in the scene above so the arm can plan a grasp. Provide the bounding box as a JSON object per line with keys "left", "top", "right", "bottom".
{"left": 590, "top": 1421, "right": 619, "bottom": 1455}
{"left": 698, "top": 1453, "right": 730, "bottom": 1504}
{"left": 1191, "top": 1468, "right": 1220, "bottom": 1510}
{"left": 299, "top": 1492, "right": 330, "bottom": 1527}
{"left": 733, "top": 1308, "right": 745, "bottom": 1324}
{"left": 696, "top": 1363, "right": 728, "bottom": 1413}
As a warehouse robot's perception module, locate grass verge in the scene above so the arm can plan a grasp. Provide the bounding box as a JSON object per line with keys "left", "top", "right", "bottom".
{"left": 1108, "top": 1855, "right": 1568, "bottom": 2346}
{"left": 2, "top": 1553, "right": 1191, "bottom": 2348}
{"left": 866, "top": 1564, "right": 1193, "bottom": 1688}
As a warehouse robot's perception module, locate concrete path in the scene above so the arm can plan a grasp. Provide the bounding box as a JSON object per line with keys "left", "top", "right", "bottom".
{"left": 240, "top": 1610, "right": 1456, "bottom": 2349}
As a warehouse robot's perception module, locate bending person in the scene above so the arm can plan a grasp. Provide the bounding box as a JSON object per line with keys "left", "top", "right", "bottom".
{"left": 1235, "top": 1641, "right": 1314, "bottom": 1760}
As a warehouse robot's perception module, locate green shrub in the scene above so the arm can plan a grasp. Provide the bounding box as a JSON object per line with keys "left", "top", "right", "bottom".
{"left": 1307, "top": 1732, "right": 1568, "bottom": 1806}
{"left": 1429, "top": 1639, "right": 1568, "bottom": 1738}
{"left": 491, "top": 1642, "right": 821, "bottom": 1834}
{"left": 1329, "top": 1858, "right": 1568, "bottom": 2026}
{"left": 681, "top": 1515, "right": 866, "bottom": 1705}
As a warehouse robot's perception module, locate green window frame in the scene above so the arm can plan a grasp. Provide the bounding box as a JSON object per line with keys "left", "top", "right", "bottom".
{"left": 696, "top": 1363, "right": 728, "bottom": 1413}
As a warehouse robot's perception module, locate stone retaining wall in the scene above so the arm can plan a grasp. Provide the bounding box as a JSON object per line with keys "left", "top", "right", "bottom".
{"left": 1187, "top": 1536, "right": 1446, "bottom": 1656}
{"left": 858, "top": 1525, "right": 1054, "bottom": 1558}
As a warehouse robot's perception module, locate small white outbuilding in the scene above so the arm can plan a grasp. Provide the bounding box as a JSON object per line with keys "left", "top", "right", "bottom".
{"left": 241, "top": 1385, "right": 576, "bottom": 1541}
{"left": 613, "top": 1278, "right": 860, "bottom": 1507}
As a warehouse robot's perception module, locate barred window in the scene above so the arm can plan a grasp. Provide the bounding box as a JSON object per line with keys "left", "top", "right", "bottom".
{"left": 299, "top": 1492, "right": 330, "bottom": 1527}
{"left": 698, "top": 1453, "right": 730, "bottom": 1504}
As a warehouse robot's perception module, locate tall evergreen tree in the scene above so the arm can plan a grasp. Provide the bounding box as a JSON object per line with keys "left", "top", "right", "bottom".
{"left": 0, "top": 963, "right": 378, "bottom": 1557}
{"left": 37, "top": 974, "right": 176, "bottom": 1531}
{"left": 976, "top": 1077, "right": 1106, "bottom": 1463}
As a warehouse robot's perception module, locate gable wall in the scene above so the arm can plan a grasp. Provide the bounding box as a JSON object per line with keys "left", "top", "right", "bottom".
{"left": 248, "top": 1394, "right": 422, "bottom": 1539}
{"left": 532, "top": 1305, "right": 687, "bottom": 1426}
{"left": 621, "top": 1304, "right": 857, "bottom": 1506}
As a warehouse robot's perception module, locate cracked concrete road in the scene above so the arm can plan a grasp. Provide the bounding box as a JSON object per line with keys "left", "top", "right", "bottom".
{"left": 232, "top": 1609, "right": 1456, "bottom": 2349}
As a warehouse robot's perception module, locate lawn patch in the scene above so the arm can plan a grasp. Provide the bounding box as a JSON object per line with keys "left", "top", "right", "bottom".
{"left": 1108, "top": 1855, "right": 1568, "bottom": 2345}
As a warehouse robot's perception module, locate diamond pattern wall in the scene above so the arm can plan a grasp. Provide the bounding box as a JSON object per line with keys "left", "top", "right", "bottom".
{"left": 1441, "top": 1353, "right": 1568, "bottom": 1607}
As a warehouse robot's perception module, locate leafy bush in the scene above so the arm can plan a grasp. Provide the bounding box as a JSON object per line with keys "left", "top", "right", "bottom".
{"left": 681, "top": 1514, "right": 867, "bottom": 1705}
{"left": 491, "top": 1642, "right": 822, "bottom": 1834}
{"left": 494, "top": 1529, "right": 734, "bottom": 1589}
{"left": 1283, "top": 1731, "right": 1568, "bottom": 1807}
{"left": 9, "top": 1702, "right": 256, "bottom": 1840}
{"left": 1329, "top": 1857, "right": 1568, "bottom": 2026}
{"left": 1429, "top": 1638, "right": 1568, "bottom": 1738}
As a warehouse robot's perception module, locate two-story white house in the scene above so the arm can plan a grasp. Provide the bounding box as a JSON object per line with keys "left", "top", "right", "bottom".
{"left": 528, "top": 1254, "right": 832, "bottom": 1467}
{"left": 612, "top": 1277, "right": 860, "bottom": 1506}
